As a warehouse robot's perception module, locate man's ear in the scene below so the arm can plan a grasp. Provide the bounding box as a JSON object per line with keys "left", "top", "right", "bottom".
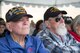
{"left": 6, "top": 22, "right": 12, "bottom": 32}
{"left": 45, "top": 21, "right": 51, "bottom": 28}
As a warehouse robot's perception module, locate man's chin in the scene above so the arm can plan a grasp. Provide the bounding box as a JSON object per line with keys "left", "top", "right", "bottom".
{"left": 20, "top": 33, "right": 29, "bottom": 36}
{"left": 56, "top": 24, "right": 67, "bottom": 36}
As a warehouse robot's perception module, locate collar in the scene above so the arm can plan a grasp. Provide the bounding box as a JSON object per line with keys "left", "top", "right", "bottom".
{"left": 43, "top": 28, "right": 66, "bottom": 46}
{"left": 5, "top": 31, "right": 33, "bottom": 49}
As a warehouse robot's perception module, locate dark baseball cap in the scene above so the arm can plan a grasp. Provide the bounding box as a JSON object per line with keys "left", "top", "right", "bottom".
{"left": 6, "top": 6, "right": 33, "bottom": 22}
{"left": 44, "top": 7, "right": 67, "bottom": 21}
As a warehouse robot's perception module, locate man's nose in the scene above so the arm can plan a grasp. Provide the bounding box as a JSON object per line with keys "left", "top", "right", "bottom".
{"left": 60, "top": 18, "right": 64, "bottom": 23}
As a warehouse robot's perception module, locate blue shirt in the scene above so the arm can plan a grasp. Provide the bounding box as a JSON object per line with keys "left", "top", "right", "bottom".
{"left": 0, "top": 32, "right": 49, "bottom": 53}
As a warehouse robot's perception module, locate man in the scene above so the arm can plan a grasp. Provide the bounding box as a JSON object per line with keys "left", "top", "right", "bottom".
{"left": 0, "top": 18, "right": 6, "bottom": 37}
{"left": 37, "top": 7, "right": 80, "bottom": 53}
{"left": 0, "top": 7, "right": 49, "bottom": 53}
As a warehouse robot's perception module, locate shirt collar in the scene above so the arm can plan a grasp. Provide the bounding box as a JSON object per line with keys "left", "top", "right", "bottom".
{"left": 5, "top": 31, "right": 33, "bottom": 49}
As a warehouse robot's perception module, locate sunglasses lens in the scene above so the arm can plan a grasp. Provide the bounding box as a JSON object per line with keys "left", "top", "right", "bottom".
{"left": 55, "top": 18, "right": 61, "bottom": 22}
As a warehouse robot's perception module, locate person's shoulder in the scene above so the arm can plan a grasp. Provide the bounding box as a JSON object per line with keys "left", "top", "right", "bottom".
{"left": 66, "top": 32, "right": 73, "bottom": 37}
{"left": 36, "top": 30, "right": 46, "bottom": 37}
{"left": 0, "top": 37, "right": 10, "bottom": 52}
{"left": 37, "top": 30, "right": 49, "bottom": 39}
{"left": 27, "top": 35, "right": 40, "bottom": 41}
{"left": 0, "top": 37, "right": 6, "bottom": 41}
{"left": 31, "top": 36, "right": 41, "bottom": 41}
{"left": 0, "top": 37, "right": 6, "bottom": 44}
{"left": 27, "top": 35, "right": 42, "bottom": 47}
{"left": 0, "top": 37, "right": 8, "bottom": 48}
{"left": 66, "top": 32, "right": 76, "bottom": 41}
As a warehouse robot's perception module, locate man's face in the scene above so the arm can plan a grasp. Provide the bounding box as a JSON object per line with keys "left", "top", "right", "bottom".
{"left": 7, "top": 16, "right": 30, "bottom": 36}
{"left": 47, "top": 14, "right": 67, "bottom": 35}
{"left": 0, "top": 25, "right": 5, "bottom": 34}
{"left": 48, "top": 14, "right": 63, "bottom": 29}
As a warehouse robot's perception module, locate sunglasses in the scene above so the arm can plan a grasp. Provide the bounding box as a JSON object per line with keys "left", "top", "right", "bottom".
{"left": 55, "top": 15, "right": 62, "bottom": 22}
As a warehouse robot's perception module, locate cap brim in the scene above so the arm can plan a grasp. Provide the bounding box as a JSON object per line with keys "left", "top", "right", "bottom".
{"left": 10, "top": 14, "right": 33, "bottom": 22}
{"left": 60, "top": 11, "right": 67, "bottom": 14}
{"left": 53, "top": 11, "right": 67, "bottom": 17}
{"left": 23, "top": 14, "right": 33, "bottom": 18}
{"left": 50, "top": 11, "right": 61, "bottom": 17}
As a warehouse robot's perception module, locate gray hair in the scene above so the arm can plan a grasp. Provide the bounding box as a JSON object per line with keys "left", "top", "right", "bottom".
{"left": 72, "top": 15, "right": 80, "bottom": 33}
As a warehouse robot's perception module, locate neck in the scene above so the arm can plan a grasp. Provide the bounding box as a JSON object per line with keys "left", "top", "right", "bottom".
{"left": 11, "top": 33, "right": 26, "bottom": 48}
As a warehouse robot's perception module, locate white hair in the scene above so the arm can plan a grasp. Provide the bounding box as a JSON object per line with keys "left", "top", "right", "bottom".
{"left": 56, "top": 23, "right": 67, "bottom": 36}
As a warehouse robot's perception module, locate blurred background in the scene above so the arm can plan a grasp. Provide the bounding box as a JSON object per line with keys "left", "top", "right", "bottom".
{"left": 0, "top": 0, "right": 80, "bottom": 23}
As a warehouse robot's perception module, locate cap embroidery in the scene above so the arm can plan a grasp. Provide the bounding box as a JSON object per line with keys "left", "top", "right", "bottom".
{"left": 11, "top": 7, "right": 26, "bottom": 15}
{"left": 50, "top": 7, "right": 59, "bottom": 12}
